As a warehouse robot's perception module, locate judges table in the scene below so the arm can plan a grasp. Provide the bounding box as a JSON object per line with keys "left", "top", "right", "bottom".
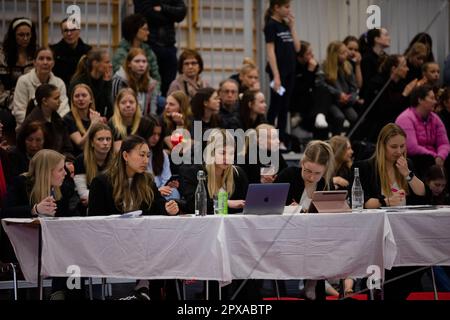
{"left": 387, "top": 210, "right": 450, "bottom": 267}
{"left": 2, "top": 212, "right": 397, "bottom": 285}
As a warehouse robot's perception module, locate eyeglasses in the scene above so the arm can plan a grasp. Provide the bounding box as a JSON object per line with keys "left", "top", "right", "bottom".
{"left": 16, "top": 32, "right": 31, "bottom": 38}
{"left": 183, "top": 61, "right": 199, "bottom": 66}
{"left": 63, "top": 28, "right": 79, "bottom": 34}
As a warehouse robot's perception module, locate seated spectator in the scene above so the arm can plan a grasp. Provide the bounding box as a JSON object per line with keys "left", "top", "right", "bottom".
{"left": 329, "top": 135, "right": 353, "bottom": 191}
{"left": 356, "top": 54, "right": 416, "bottom": 143}
{"left": 396, "top": 85, "right": 450, "bottom": 179}
{"left": 8, "top": 121, "right": 48, "bottom": 177}
{"left": 424, "top": 165, "right": 450, "bottom": 205}
{"left": 69, "top": 48, "right": 113, "bottom": 118}
{"left": 12, "top": 47, "right": 69, "bottom": 129}
{"left": 239, "top": 89, "right": 267, "bottom": 131}
{"left": 218, "top": 79, "right": 241, "bottom": 130}
{"left": 243, "top": 124, "right": 287, "bottom": 184}
{"left": 404, "top": 42, "right": 428, "bottom": 85}
{"left": 143, "top": 115, "right": 180, "bottom": 200}
{"left": 74, "top": 123, "right": 114, "bottom": 211}
{"left": 50, "top": 18, "right": 92, "bottom": 89}
{"left": 20, "top": 84, "right": 73, "bottom": 158}
{"left": 445, "top": 54, "right": 450, "bottom": 86}
{"left": 437, "top": 87, "right": 450, "bottom": 141}
{"left": 317, "top": 41, "right": 360, "bottom": 135}
{"left": 167, "top": 49, "right": 208, "bottom": 99}
{"left": 63, "top": 83, "right": 104, "bottom": 155}
{"left": 405, "top": 32, "right": 435, "bottom": 63}
{"left": 343, "top": 36, "right": 363, "bottom": 89}
{"left": 108, "top": 87, "right": 153, "bottom": 150}
{"left": 161, "top": 90, "right": 193, "bottom": 150}
{"left": 290, "top": 40, "right": 319, "bottom": 132}
{"left": 355, "top": 123, "right": 426, "bottom": 300}
{"left": 112, "top": 14, "right": 160, "bottom": 86}
{"left": 0, "top": 17, "right": 37, "bottom": 142}
{"left": 190, "top": 87, "right": 221, "bottom": 136}
{"left": 230, "top": 58, "right": 260, "bottom": 94}
{"left": 112, "top": 48, "right": 159, "bottom": 115}
{"left": 417, "top": 62, "right": 440, "bottom": 89}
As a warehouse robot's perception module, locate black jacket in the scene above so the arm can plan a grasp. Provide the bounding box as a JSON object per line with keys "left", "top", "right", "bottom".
{"left": 2, "top": 174, "right": 75, "bottom": 218}
{"left": 134, "top": 0, "right": 187, "bottom": 47}
{"left": 69, "top": 74, "right": 113, "bottom": 118}
{"left": 50, "top": 38, "right": 92, "bottom": 89}
{"left": 179, "top": 164, "right": 248, "bottom": 214}
{"left": 21, "top": 107, "right": 74, "bottom": 159}
{"left": 354, "top": 158, "right": 426, "bottom": 206}
{"left": 88, "top": 173, "right": 168, "bottom": 216}
{"left": 243, "top": 149, "right": 288, "bottom": 185}
{"left": 274, "top": 166, "right": 327, "bottom": 205}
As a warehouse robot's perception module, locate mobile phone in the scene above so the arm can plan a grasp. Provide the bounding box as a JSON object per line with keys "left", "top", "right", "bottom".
{"left": 165, "top": 175, "right": 180, "bottom": 185}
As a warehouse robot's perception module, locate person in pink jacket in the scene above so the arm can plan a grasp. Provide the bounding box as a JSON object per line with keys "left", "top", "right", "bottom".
{"left": 395, "top": 85, "right": 450, "bottom": 179}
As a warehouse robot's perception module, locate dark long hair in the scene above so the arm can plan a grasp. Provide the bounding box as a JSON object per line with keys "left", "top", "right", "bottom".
{"left": 405, "top": 32, "right": 434, "bottom": 62}
{"left": 2, "top": 17, "right": 37, "bottom": 67}
{"left": 191, "top": 87, "right": 221, "bottom": 127}
{"left": 16, "top": 121, "right": 49, "bottom": 154}
{"left": 239, "top": 89, "right": 265, "bottom": 130}
{"left": 359, "top": 28, "right": 381, "bottom": 55}
{"left": 140, "top": 115, "right": 165, "bottom": 177}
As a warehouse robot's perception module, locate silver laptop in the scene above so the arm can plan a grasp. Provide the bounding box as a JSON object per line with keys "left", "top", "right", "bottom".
{"left": 243, "top": 183, "right": 290, "bottom": 215}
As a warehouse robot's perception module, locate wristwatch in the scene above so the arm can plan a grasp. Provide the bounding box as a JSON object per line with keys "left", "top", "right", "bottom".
{"left": 406, "top": 170, "right": 415, "bottom": 182}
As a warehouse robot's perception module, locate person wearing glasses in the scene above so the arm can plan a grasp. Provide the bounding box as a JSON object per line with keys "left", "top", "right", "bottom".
{"left": 50, "top": 18, "right": 92, "bottom": 90}
{"left": 167, "top": 49, "right": 208, "bottom": 100}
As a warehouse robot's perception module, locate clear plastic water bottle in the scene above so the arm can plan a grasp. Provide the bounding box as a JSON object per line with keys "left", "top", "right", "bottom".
{"left": 351, "top": 168, "right": 364, "bottom": 212}
{"left": 195, "top": 170, "right": 207, "bottom": 216}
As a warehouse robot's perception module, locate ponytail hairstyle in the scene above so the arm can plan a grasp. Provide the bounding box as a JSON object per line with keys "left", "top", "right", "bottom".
{"left": 264, "top": 0, "right": 291, "bottom": 25}
{"left": 72, "top": 48, "right": 108, "bottom": 81}
{"left": 25, "top": 83, "right": 58, "bottom": 116}
{"left": 301, "top": 140, "right": 335, "bottom": 190}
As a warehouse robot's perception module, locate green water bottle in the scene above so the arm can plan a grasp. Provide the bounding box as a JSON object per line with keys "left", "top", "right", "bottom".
{"left": 218, "top": 188, "right": 228, "bottom": 215}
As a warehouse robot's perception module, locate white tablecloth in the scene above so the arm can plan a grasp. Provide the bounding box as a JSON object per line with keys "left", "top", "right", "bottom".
{"left": 2, "top": 212, "right": 395, "bottom": 284}
{"left": 388, "top": 209, "right": 450, "bottom": 267}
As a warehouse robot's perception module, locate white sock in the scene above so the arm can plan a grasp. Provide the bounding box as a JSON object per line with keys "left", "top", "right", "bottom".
{"left": 315, "top": 113, "right": 328, "bottom": 129}
{"left": 305, "top": 280, "right": 317, "bottom": 300}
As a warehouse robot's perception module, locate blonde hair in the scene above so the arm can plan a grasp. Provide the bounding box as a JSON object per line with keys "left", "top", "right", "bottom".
{"left": 205, "top": 129, "right": 235, "bottom": 198}
{"left": 374, "top": 123, "right": 409, "bottom": 197}
{"left": 108, "top": 135, "right": 154, "bottom": 212}
{"left": 83, "top": 123, "right": 114, "bottom": 185}
{"left": 323, "top": 41, "right": 353, "bottom": 85}
{"left": 25, "top": 149, "right": 65, "bottom": 206}
{"left": 329, "top": 136, "right": 352, "bottom": 174}
{"left": 111, "top": 88, "right": 142, "bottom": 140}
{"left": 70, "top": 83, "right": 96, "bottom": 135}
{"left": 301, "top": 140, "right": 335, "bottom": 190}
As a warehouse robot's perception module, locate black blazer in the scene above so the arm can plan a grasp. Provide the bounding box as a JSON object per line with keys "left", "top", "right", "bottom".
{"left": 179, "top": 164, "right": 248, "bottom": 214}
{"left": 274, "top": 166, "right": 327, "bottom": 205}
{"left": 88, "top": 173, "right": 168, "bottom": 216}
{"left": 2, "top": 174, "right": 75, "bottom": 218}
{"left": 354, "top": 157, "right": 426, "bottom": 206}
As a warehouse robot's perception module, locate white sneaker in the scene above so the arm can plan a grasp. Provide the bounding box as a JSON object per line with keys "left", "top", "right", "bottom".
{"left": 343, "top": 119, "right": 351, "bottom": 128}
{"left": 279, "top": 142, "right": 288, "bottom": 151}
{"left": 304, "top": 280, "right": 317, "bottom": 300}
{"left": 314, "top": 113, "right": 328, "bottom": 129}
